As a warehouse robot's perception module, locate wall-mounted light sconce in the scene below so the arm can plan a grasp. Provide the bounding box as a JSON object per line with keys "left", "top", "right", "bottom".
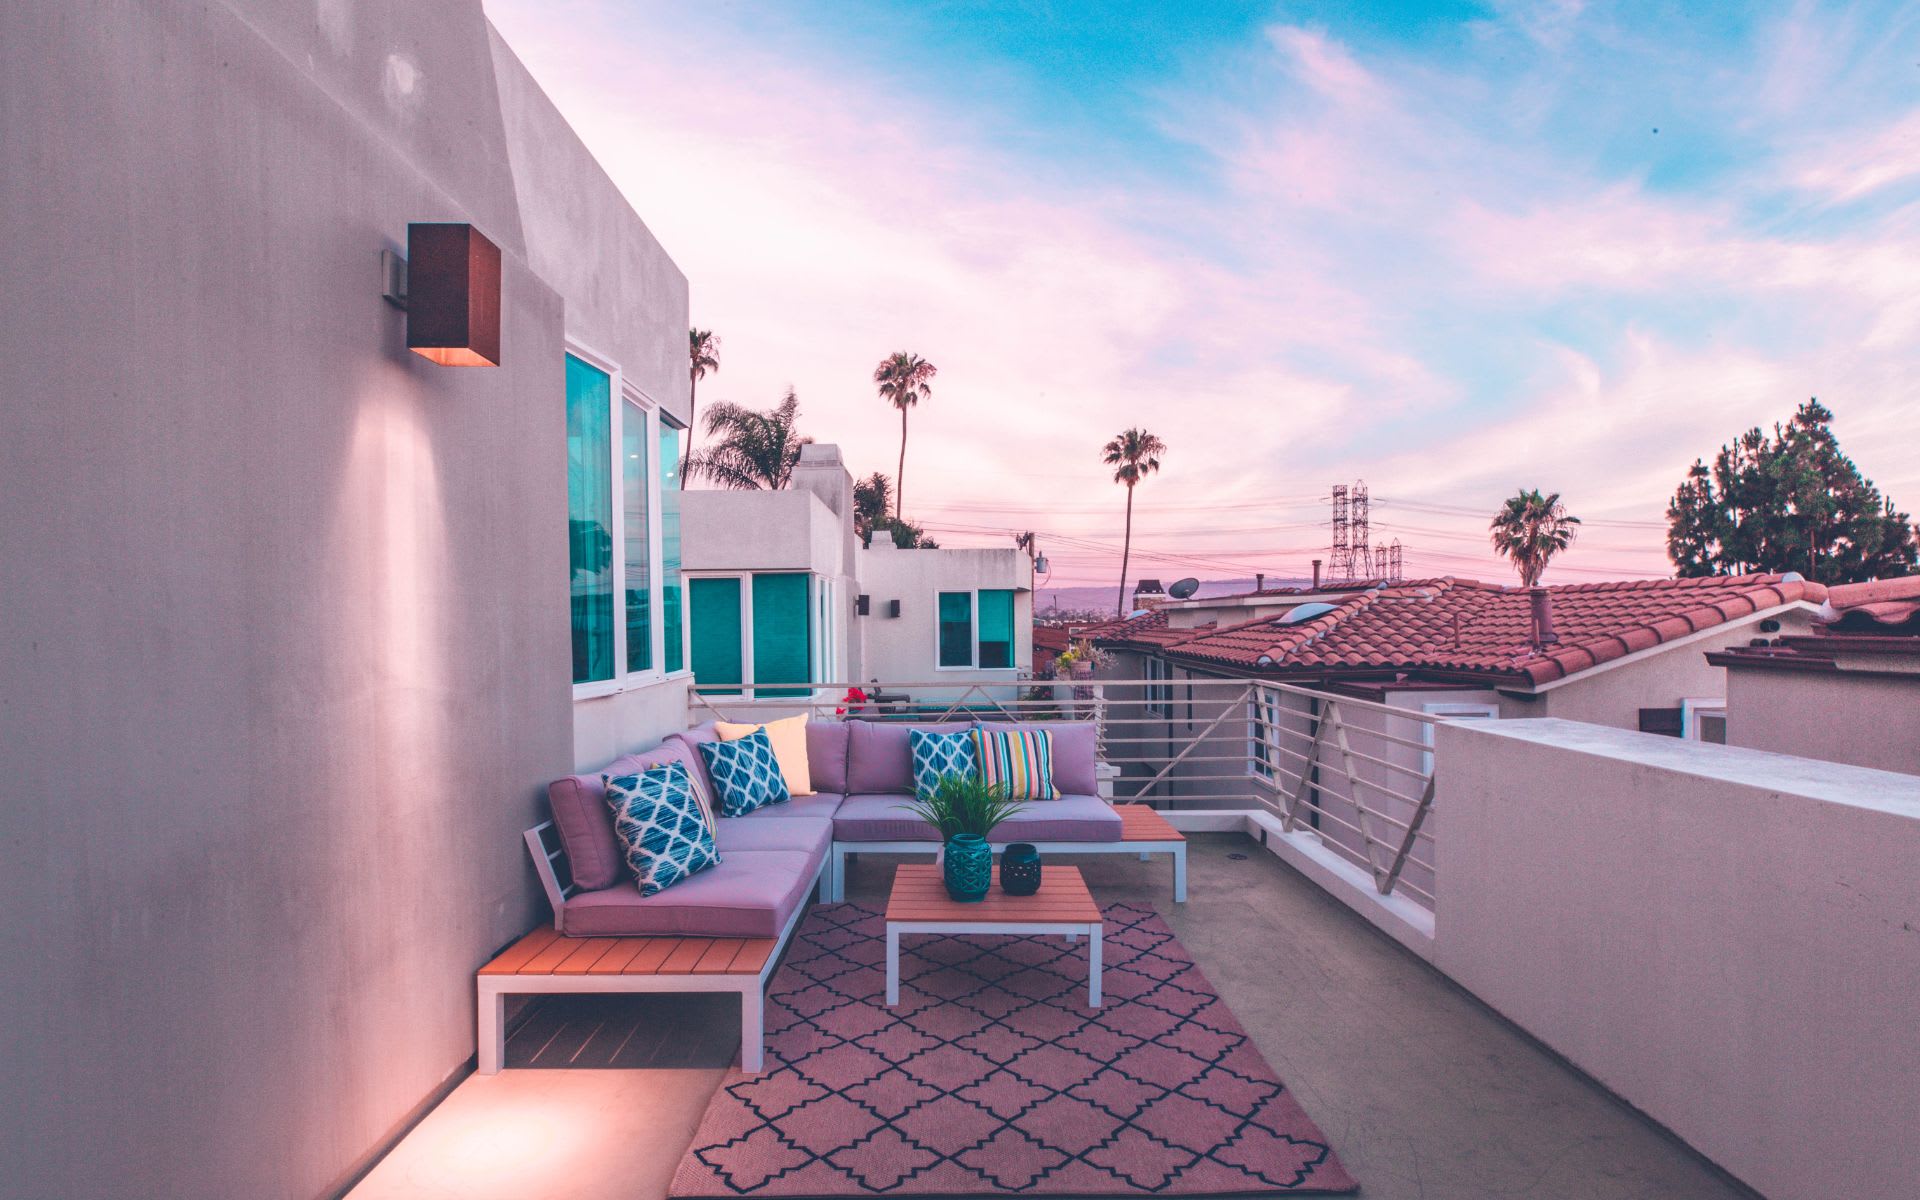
{"left": 886, "top": 599, "right": 901, "bottom": 619}
{"left": 384, "top": 222, "right": 502, "bottom": 366}
{"left": 856, "top": 594, "right": 871, "bottom": 616}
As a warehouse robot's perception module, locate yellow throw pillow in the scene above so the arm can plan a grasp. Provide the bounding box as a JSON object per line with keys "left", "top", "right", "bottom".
{"left": 715, "top": 713, "right": 814, "bottom": 797}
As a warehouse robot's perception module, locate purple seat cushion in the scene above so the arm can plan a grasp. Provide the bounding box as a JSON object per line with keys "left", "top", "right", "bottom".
{"left": 847, "top": 722, "right": 968, "bottom": 794}
{"left": 712, "top": 791, "right": 840, "bottom": 821}
{"left": 560, "top": 848, "right": 820, "bottom": 938}
{"left": 547, "top": 741, "right": 706, "bottom": 892}
{"left": 975, "top": 721, "right": 1100, "bottom": 797}
{"left": 806, "top": 721, "right": 851, "bottom": 794}
{"left": 714, "top": 814, "right": 833, "bottom": 855}
{"left": 831, "top": 792, "right": 1123, "bottom": 843}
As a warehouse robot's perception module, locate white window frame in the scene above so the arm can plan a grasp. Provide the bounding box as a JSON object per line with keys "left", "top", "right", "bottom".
{"left": 1681, "top": 697, "right": 1727, "bottom": 742}
{"left": 1420, "top": 702, "right": 1500, "bottom": 774}
{"left": 685, "top": 570, "right": 826, "bottom": 698}
{"left": 932, "top": 588, "right": 1018, "bottom": 672}
{"left": 1145, "top": 657, "right": 1172, "bottom": 717}
{"left": 568, "top": 339, "right": 674, "bottom": 701}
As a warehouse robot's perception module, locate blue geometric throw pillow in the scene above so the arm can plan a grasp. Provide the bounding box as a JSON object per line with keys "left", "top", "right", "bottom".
{"left": 909, "top": 727, "right": 978, "bottom": 801}
{"left": 697, "top": 727, "right": 791, "bottom": 817}
{"left": 602, "top": 762, "right": 720, "bottom": 897}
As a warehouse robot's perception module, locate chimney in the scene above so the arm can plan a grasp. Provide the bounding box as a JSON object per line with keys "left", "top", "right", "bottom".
{"left": 1311, "top": 559, "right": 1323, "bottom": 590}
{"left": 1254, "top": 573, "right": 1265, "bottom": 592}
{"left": 1528, "top": 586, "right": 1560, "bottom": 647}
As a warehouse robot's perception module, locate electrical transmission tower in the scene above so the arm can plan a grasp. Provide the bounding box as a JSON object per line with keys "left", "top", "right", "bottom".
{"left": 1329, "top": 481, "right": 1403, "bottom": 583}
{"left": 1329, "top": 484, "right": 1355, "bottom": 582}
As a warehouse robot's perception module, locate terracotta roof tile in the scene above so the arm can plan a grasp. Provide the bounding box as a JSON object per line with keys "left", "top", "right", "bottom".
{"left": 1090, "top": 573, "right": 1828, "bottom": 686}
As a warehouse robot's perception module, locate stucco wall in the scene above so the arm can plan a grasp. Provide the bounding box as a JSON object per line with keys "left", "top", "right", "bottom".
{"left": 1535, "top": 607, "right": 1816, "bottom": 727}
{"left": 1434, "top": 719, "right": 1920, "bottom": 1200}
{"left": 0, "top": 4, "right": 684, "bottom": 1198}
{"left": 1725, "top": 667, "right": 1920, "bottom": 775}
{"left": 855, "top": 544, "right": 1032, "bottom": 688}
{"left": 682, "top": 490, "right": 846, "bottom": 575}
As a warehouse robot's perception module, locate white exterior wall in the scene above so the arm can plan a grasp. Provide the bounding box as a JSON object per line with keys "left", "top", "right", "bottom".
{"left": 1434, "top": 719, "right": 1920, "bottom": 1200}
{"left": 856, "top": 544, "right": 1033, "bottom": 690}
{"left": 0, "top": 6, "right": 687, "bottom": 1198}
{"left": 1725, "top": 665, "right": 1920, "bottom": 775}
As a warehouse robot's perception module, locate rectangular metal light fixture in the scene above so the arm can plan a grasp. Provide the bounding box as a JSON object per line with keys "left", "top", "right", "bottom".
{"left": 406, "top": 222, "right": 501, "bottom": 366}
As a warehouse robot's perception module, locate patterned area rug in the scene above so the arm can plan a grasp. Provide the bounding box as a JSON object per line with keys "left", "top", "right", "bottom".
{"left": 670, "top": 903, "right": 1358, "bottom": 1196}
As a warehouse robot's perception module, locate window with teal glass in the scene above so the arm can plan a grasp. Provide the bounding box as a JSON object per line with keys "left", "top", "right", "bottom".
{"left": 752, "top": 573, "right": 811, "bottom": 698}
{"left": 623, "top": 398, "right": 651, "bottom": 673}
{"left": 567, "top": 355, "right": 614, "bottom": 684}
{"left": 977, "top": 589, "right": 1015, "bottom": 668}
{"left": 659, "top": 422, "right": 684, "bottom": 673}
{"left": 690, "top": 577, "right": 742, "bottom": 691}
{"left": 937, "top": 591, "right": 972, "bottom": 667}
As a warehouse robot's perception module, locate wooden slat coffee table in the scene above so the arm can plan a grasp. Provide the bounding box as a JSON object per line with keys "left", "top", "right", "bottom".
{"left": 885, "top": 864, "right": 1105, "bottom": 1007}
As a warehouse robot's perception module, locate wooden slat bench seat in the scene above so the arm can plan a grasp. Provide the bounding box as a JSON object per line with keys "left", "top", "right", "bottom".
{"left": 477, "top": 822, "right": 818, "bottom": 1076}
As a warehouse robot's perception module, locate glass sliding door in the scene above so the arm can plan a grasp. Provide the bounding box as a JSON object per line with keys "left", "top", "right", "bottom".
{"left": 752, "top": 572, "right": 811, "bottom": 698}
{"left": 622, "top": 398, "right": 651, "bottom": 673}
{"left": 689, "top": 576, "right": 743, "bottom": 692}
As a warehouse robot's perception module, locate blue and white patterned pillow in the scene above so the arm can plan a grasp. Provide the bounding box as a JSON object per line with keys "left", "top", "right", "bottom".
{"left": 602, "top": 762, "right": 720, "bottom": 897}
{"left": 697, "top": 727, "right": 791, "bottom": 817}
{"left": 908, "top": 727, "right": 978, "bottom": 801}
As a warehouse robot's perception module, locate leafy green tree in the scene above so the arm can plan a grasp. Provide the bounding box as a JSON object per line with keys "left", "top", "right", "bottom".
{"left": 1665, "top": 400, "right": 1916, "bottom": 581}
{"left": 873, "top": 352, "right": 937, "bottom": 517}
{"left": 1489, "top": 489, "right": 1581, "bottom": 587}
{"left": 685, "top": 387, "right": 811, "bottom": 490}
{"left": 1102, "top": 427, "right": 1167, "bottom": 616}
{"left": 853, "top": 472, "right": 892, "bottom": 544}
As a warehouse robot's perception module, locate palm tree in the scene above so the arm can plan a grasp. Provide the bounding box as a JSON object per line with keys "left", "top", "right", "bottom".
{"left": 873, "top": 352, "right": 937, "bottom": 517}
{"left": 1102, "top": 428, "right": 1167, "bottom": 616}
{"left": 853, "top": 472, "right": 892, "bottom": 544}
{"left": 685, "top": 387, "right": 812, "bottom": 490}
{"left": 686, "top": 329, "right": 720, "bottom": 482}
{"left": 1489, "top": 488, "right": 1582, "bottom": 586}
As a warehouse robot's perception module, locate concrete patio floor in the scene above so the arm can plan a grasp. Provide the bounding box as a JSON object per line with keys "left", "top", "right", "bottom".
{"left": 348, "top": 833, "right": 1757, "bottom": 1200}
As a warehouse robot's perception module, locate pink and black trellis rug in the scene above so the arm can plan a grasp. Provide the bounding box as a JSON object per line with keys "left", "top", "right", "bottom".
{"left": 670, "top": 903, "right": 1358, "bottom": 1196}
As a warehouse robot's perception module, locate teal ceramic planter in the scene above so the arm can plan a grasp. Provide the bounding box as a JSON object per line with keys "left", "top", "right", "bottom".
{"left": 943, "top": 834, "right": 992, "bottom": 902}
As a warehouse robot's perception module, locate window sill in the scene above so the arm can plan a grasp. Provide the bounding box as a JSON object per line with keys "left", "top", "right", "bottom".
{"left": 572, "top": 671, "right": 681, "bottom": 703}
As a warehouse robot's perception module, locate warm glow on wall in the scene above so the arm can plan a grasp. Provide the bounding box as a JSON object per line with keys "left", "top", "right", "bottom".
{"left": 405, "top": 222, "right": 502, "bottom": 366}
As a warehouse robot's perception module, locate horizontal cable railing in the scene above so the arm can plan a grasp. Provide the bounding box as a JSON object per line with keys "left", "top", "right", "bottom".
{"left": 688, "top": 677, "right": 1450, "bottom": 910}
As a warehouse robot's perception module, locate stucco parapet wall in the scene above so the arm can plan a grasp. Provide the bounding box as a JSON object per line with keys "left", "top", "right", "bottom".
{"left": 1451, "top": 717, "right": 1920, "bottom": 819}
{"left": 681, "top": 490, "right": 843, "bottom": 575}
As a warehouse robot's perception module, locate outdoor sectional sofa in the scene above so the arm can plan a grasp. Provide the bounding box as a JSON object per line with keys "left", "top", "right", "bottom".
{"left": 480, "top": 718, "right": 1185, "bottom": 1074}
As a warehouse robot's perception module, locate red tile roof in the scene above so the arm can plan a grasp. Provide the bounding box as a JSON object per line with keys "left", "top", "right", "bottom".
{"left": 1091, "top": 574, "right": 1826, "bottom": 687}
{"left": 1821, "top": 576, "right": 1920, "bottom": 632}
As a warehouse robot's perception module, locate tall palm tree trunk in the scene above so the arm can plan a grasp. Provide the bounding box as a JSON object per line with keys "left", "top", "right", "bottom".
{"left": 1116, "top": 484, "right": 1135, "bottom": 616}
{"left": 681, "top": 376, "right": 697, "bottom": 485}
{"left": 896, "top": 407, "right": 908, "bottom": 519}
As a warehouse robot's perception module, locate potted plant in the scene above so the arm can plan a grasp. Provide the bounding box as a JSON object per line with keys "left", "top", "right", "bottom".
{"left": 901, "top": 775, "right": 1027, "bottom": 902}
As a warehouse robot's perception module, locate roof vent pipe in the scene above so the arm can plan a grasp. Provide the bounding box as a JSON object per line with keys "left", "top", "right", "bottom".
{"left": 1311, "top": 559, "right": 1323, "bottom": 590}
{"left": 1255, "top": 573, "right": 1265, "bottom": 591}
{"left": 1528, "top": 586, "right": 1560, "bottom": 647}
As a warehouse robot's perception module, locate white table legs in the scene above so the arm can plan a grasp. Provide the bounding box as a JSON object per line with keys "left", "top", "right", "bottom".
{"left": 885, "top": 921, "right": 1103, "bottom": 1007}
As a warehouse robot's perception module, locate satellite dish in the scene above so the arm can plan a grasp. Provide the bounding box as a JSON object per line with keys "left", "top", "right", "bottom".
{"left": 1168, "top": 577, "right": 1200, "bottom": 600}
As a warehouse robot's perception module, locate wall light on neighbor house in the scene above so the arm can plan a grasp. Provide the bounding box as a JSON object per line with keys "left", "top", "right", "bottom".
{"left": 392, "top": 222, "right": 501, "bottom": 366}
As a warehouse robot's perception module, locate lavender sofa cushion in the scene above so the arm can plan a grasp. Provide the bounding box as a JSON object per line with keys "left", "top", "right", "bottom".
{"left": 806, "top": 721, "right": 851, "bottom": 794}
{"left": 666, "top": 723, "right": 722, "bottom": 802}
{"left": 736, "top": 792, "right": 843, "bottom": 821}
{"left": 847, "top": 722, "right": 967, "bottom": 794}
{"left": 560, "top": 848, "right": 820, "bottom": 938}
{"left": 547, "top": 741, "right": 705, "bottom": 892}
{"left": 976, "top": 721, "right": 1100, "bottom": 797}
{"left": 831, "top": 792, "right": 1123, "bottom": 843}
{"left": 714, "top": 814, "right": 834, "bottom": 855}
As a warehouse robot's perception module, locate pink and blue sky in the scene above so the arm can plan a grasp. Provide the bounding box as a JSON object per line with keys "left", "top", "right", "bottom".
{"left": 489, "top": 0, "right": 1920, "bottom": 588}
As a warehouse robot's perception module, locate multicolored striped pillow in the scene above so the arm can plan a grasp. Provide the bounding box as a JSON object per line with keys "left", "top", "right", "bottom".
{"left": 971, "top": 728, "right": 1056, "bottom": 801}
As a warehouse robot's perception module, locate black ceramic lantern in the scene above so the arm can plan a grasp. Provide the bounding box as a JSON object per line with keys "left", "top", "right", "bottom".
{"left": 1000, "top": 842, "right": 1041, "bottom": 896}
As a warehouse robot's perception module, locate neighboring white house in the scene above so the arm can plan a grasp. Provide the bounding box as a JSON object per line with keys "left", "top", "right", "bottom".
{"left": 680, "top": 443, "right": 1033, "bottom": 703}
